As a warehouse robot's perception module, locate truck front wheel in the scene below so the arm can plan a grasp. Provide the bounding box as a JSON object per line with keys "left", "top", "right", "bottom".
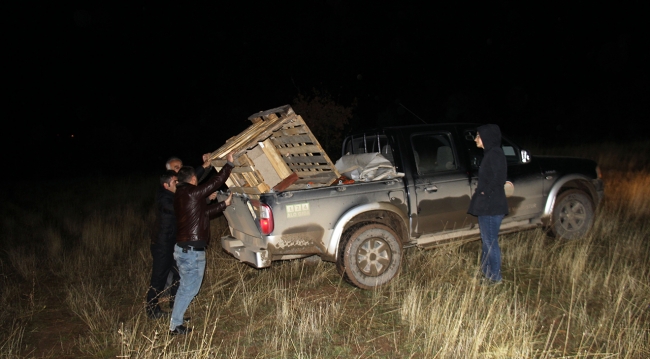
{"left": 337, "top": 223, "right": 402, "bottom": 289}
{"left": 550, "top": 189, "right": 595, "bottom": 240}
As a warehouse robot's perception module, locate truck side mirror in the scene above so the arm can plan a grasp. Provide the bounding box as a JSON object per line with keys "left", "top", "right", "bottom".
{"left": 521, "top": 149, "right": 531, "bottom": 163}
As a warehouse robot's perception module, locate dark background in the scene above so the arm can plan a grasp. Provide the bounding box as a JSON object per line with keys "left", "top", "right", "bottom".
{"left": 7, "top": 2, "right": 648, "bottom": 176}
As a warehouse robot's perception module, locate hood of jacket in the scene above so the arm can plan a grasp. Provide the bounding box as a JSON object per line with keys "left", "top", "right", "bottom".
{"left": 477, "top": 124, "right": 502, "bottom": 151}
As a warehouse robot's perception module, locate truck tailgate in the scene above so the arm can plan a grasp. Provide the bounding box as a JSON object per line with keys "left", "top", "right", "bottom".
{"left": 218, "top": 193, "right": 270, "bottom": 268}
{"left": 221, "top": 194, "right": 261, "bottom": 237}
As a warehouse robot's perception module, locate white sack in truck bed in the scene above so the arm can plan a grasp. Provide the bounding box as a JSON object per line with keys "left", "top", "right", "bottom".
{"left": 207, "top": 105, "right": 341, "bottom": 195}
{"left": 335, "top": 153, "right": 404, "bottom": 182}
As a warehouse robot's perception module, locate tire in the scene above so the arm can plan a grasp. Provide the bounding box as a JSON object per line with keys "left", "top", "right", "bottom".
{"left": 550, "top": 190, "right": 595, "bottom": 240}
{"left": 336, "top": 223, "right": 402, "bottom": 289}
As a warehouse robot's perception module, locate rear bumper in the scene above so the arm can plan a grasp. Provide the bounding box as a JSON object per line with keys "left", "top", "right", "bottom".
{"left": 221, "top": 236, "right": 271, "bottom": 268}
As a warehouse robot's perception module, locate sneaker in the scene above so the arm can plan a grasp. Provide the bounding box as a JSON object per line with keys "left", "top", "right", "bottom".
{"left": 170, "top": 325, "right": 192, "bottom": 335}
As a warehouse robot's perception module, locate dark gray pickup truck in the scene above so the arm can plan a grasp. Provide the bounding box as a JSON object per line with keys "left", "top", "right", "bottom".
{"left": 220, "top": 123, "right": 604, "bottom": 289}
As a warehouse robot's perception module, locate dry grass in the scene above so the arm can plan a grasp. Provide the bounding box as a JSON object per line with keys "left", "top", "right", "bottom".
{"left": 1, "top": 142, "right": 649, "bottom": 358}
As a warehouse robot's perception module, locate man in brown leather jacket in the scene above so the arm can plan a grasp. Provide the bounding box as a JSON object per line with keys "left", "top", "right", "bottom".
{"left": 168, "top": 151, "right": 234, "bottom": 335}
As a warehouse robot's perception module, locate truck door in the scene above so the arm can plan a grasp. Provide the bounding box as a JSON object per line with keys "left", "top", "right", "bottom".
{"left": 411, "top": 132, "right": 476, "bottom": 235}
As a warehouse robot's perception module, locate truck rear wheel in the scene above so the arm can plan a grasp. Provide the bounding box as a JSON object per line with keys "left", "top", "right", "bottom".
{"left": 337, "top": 223, "right": 402, "bottom": 289}
{"left": 550, "top": 189, "right": 595, "bottom": 240}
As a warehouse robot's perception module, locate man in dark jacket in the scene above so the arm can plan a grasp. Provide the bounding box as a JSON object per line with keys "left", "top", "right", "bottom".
{"left": 146, "top": 170, "right": 181, "bottom": 318}
{"left": 168, "top": 152, "right": 234, "bottom": 335}
{"left": 467, "top": 124, "right": 508, "bottom": 286}
{"left": 148, "top": 155, "right": 218, "bottom": 320}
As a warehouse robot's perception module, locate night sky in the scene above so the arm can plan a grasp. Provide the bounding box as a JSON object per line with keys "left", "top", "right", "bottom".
{"left": 8, "top": 2, "right": 648, "bottom": 175}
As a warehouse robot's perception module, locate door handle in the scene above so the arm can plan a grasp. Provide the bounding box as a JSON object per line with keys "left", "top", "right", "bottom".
{"left": 425, "top": 185, "right": 438, "bottom": 193}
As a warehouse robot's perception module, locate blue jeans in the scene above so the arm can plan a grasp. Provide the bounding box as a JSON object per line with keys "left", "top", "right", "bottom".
{"left": 170, "top": 245, "right": 206, "bottom": 331}
{"left": 478, "top": 215, "right": 504, "bottom": 282}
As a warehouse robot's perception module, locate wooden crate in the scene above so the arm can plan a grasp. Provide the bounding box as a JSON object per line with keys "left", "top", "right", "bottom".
{"left": 208, "top": 105, "right": 341, "bottom": 195}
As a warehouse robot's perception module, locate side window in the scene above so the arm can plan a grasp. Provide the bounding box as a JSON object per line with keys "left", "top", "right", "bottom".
{"left": 501, "top": 138, "right": 519, "bottom": 164}
{"left": 411, "top": 133, "right": 456, "bottom": 174}
{"left": 463, "top": 129, "right": 520, "bottom": 167}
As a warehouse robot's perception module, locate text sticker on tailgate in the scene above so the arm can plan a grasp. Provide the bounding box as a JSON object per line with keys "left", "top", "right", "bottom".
{"left": 286, "top": 203, "right": 310, "bottom": 218}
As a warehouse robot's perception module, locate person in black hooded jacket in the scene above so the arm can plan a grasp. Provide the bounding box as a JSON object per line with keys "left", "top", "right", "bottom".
{"left": 467, "top": 124, "right": 509, "bottom": 285}
{"left": 145, "top": 170, "right": 181, "bottom": 318}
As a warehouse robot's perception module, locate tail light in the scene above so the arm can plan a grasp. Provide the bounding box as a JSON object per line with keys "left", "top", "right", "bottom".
{"left": 251, "top": 200, "right": 274, "bottom": 235}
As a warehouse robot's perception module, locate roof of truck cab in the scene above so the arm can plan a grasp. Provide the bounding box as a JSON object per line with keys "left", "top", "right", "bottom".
{"left": 348, "top": 123, "right": 483, "bottom": 135}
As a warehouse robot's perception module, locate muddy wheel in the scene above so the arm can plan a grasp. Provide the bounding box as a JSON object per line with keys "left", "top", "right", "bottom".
{"left": 336, "top": 223, "right": 402, "bottom": 289}
{"left": 550, "top": 190, "right": 595, "bottom": 240}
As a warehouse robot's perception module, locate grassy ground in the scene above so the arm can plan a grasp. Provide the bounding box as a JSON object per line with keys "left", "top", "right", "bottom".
{"left": 1, "top": 141, "right": 648, "bottom": 358}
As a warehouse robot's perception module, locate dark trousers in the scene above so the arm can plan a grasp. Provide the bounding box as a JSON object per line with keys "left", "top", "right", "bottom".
{"left": 146, "top": 243, "right": 180, "bottom": 313}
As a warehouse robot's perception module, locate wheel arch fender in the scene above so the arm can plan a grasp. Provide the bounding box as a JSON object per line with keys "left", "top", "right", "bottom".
{"left": 325, "top": 202, "right": 409, "bottom": 261}
{"left": 543, "top": 174, "right": 599, "bottom": 221}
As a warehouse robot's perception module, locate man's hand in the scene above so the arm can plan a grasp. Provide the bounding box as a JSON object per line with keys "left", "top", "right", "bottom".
{"left": 224, "top": 192, "right": 233, "bottom": 206}
{"left": 202, "top": 153, "right": 212, "bottom": 168}
{"left": 226, "top": 151, "right": 234, "bottom": 164}
{"left": 208, "top": 192, "right": 217, "bottom": 201}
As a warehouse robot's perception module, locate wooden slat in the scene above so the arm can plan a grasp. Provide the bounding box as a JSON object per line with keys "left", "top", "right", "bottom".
{"left": 259, "top": 138, "right": 292, "bottom": 179}
{"left": 209, "top": 115, "right": 286, "bottom": 160}
{"left": 241, "top": 172, "right": 259, "bottom": 187}
{"left": 211, "top": 159, "right": 227, "bottom": 167}
{"left": 289, "top": 165, "right": 337, "bottom": 171}
{"left": 247, "top": 105, "right": 294, "bottom": 122}
{"left": 255, "top": 182, "right": 271, "bottom": 193}
{"left": 228, "top": 173, "right": 245, "bottom": 188}
{"left": 294, "top": 172, "right": 338, "bottom": 180}
{"left": 284, "top": 155, "right": 327, "bottom": 164}
{"left": 274, "top": 127, "right": 309, "bottom": 137}
{"left": 238, "top": 154, "right": 254, "bottom": 167}
{"left": 252, "top": 114, "right": 297, "bottom": 142}
{"left": 253, "top": 169, "right": 266, "bottom": 184}
{"left": 294, "top": 116, "right": 340, "bottom": 178}
{"left": 278, "top": 145, "right": 324, "bottom": 155}
{"left": 232, "top": 166, "right": 256, "bottom": 173}
{"left": 272, "top": 172, "right": 299, "bottom": 192}
{"left": 213, "top": 120, "right": 266, "bottom": 156}
{"left": 270, "top": 134, "right": 314, "bottom": 145}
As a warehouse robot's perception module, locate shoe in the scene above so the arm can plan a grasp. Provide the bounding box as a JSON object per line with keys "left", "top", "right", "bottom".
{"left": 480, "top": 278, "right": 502, "bottom": 287}
{"left": 170, "top": 325, "right": 192, "bottom": 335}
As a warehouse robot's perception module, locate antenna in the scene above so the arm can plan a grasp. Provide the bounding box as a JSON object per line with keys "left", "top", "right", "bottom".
{"left": 397, "top": 101, "right": 428, "bottom": 124}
